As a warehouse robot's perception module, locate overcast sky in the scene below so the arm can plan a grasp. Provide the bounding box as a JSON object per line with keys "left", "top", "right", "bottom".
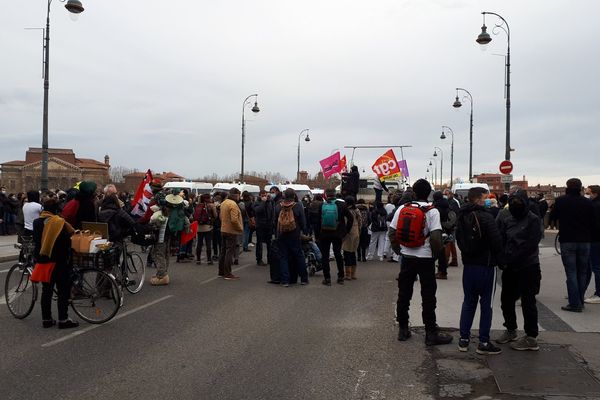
{"left": 1, "top": 0, "right": 598, "bottom": 186}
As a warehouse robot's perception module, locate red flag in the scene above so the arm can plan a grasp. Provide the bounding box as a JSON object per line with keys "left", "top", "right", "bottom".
{"left": 131, "top": 170, "right": 153, "bottom": 216}
{"left": 180, "top": 221, "right": 198, "bottom": 245}
{"left": 371, "top": 149, "right": 402, "bottom": 181}
{"left": 339, "top": 156, "right": 348, "bottom": 173}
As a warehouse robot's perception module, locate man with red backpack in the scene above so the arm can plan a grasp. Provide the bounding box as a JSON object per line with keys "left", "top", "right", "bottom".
{"left": 194, "top": 194, "right": 217, "bottom": 265}
{"left": 389, "top": 179, "right": 452, "bottom": 346}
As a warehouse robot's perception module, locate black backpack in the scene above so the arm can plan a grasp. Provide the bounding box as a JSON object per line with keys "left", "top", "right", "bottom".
{"left": 456, "top": 211, "right": 483, "bottom": 254}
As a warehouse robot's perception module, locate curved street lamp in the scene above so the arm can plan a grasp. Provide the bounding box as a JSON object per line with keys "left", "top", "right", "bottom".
{"left": 433, "top": 146, "right": 443, "bottom": 188}
{"left": 476, "top": 11, "right": 511, "bottom": 192}
{"left": 428, "top": 158, "right": 437, "bottom": 187}
{"left": 39, "top": 0, "right": 85, "bottom": 191}
{"left": 240, "top": 94, "right": 260, "bottom": 183}
{"left": 297, "top": 129, "right": 310, "bottom": 182}
{"left": 452, "top": 88, "right": 474, "bottom": 182}
{"left": 440, "top": 126, "right": 454, "bottom": 185}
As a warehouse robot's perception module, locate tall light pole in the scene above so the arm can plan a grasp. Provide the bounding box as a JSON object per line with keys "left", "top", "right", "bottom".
{"left": 428, "top": 159, "right": 437, "bottom": 188}
{"left": 452, "top": 88, "right": 474, "bottom": 182}
{"left": 240, "top": 94, "right": 260, "bottom": 183}
{"left": 296, "top": 129, "right": 310, "bottom": 182}
{"left": 476, "top": 11, "right": 511, "bottom": 192}
{"left": 433, "top": 146, "right": 443, "bottom": 188}
{"left": 40, "top": 0, "right": 85, "bottom": 191}
{"left": 426, "top": 165, "right": 433, "bottom": 183}
{"left": 440, "top": 126, "right": 454, "bottom": 186}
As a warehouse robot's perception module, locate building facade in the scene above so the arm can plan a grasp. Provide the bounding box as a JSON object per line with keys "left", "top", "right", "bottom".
{"left": 0, "top": 148, "right": 110, "bottom": 192}
{"left": 473, "top": 173, "right": 529, "bottom": 194}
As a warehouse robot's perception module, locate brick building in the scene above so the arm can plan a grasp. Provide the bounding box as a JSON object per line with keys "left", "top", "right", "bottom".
{"left": 121, "top": 171, "right": 185, "bottom": 193}
{"left": 0, "top": 148, "right": 110, "bottom": 192}
{"left": 472, "top": 173, "right": 529, "bottom": 195}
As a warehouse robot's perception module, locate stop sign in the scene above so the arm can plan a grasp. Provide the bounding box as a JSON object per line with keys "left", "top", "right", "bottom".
{"left": 499, "top": 160, "right": 513, "bottom": 175}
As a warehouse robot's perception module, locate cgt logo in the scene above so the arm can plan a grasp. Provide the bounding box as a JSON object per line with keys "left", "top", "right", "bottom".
{"left": 372, "top": 157, "right": 398, "bottom": 176}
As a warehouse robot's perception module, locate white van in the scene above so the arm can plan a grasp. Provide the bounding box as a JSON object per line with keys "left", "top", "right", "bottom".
{"left": 212, "top": 183, "right": 260, "bottom": 197}
{"left": 451, "top": 183, "right": 490, "bottom": 200}
{"left": 163, "top": 181, "right": 213, "bottom": 196}
{"left": 265, "top": 184, "right": 312, "bottom": 200}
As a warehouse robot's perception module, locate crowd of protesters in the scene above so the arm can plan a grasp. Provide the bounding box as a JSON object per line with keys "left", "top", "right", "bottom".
{"left": 2, "top": 174, "right": 599, "bottom": 353}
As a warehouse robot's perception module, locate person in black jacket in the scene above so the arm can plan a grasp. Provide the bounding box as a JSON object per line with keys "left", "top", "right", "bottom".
{"left": 585, "top": 185, "right": 600, "bottom": 304}
{"left": 456, "top": 187, "right": 503, "bottom": 355}
{"left": 253, "top": 190, "right": 274, "bottom": 266}
{"left": 495, "top": 189, "right": 542, "bottom": 351}
{"left": 273, "top": 188, "right": 308, "bottom": 286}
{"left": 98, "top": 194, "right": 137, "bottom": 244}
{"left": 315, "top": 188, "right": 354, "bottom": 285}
{"left": 341, "top": 165, "right": 360, "bottom": 200}
{"left": 549, "top": 178, "right": 594, "bottom": 312}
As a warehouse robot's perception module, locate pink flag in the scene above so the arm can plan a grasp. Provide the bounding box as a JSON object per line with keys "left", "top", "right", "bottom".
{"left": 319, "top": 152, "right": 341, "bottom": 179}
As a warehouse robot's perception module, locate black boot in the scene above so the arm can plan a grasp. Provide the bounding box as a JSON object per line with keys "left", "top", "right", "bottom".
{"left": 425, "top": 330, "right": 453, "bottom": 346}
{"left": 398, "top": 325, "right": 411, "bottom": 341}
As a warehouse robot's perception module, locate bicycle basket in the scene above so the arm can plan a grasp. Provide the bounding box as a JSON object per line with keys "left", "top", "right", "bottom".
{"left": 131, "top": 231, "right": 156, "bottom": 246}
{"left": 72, "top": 247, "right": 119, "bottom": 271}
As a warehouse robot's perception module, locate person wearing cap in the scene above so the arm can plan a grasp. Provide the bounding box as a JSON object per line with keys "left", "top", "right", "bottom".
{"left": 219, "top": 188, "right": 243, "bottom": 280}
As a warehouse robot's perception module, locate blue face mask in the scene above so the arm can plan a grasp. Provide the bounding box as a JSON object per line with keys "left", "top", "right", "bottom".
{"left": 484, "top": 199, "right": 492, "bottom": 208}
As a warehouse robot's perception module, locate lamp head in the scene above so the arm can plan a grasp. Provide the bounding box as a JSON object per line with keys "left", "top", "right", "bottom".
{"left": 429, "top": 161, "right": 433, "bottom": 167}
{"left": 433, "top": 151, "right": 438, "bottom": 157}
{"left": 65, "top": 0, "right": 85, "bottom": 14}
{"left": 251, "top": 101, "right": 260, "bottom": 113}
{"left": 305, "top": 134, "right": 310, "bottom": 142}
{"left": 440, "top": 132, "right": 447, "bottom": 140}
{"left": 453, "top": 96, "right": 462, "bottom": 108}
{"left": 476, "top": 24, "right": 492, "bottom": 47}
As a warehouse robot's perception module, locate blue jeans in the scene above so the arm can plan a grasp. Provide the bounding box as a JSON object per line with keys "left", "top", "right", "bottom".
{"left": 561, "top": 242, "right": 591, "bottom": 308}
{"left": 459, "top": 265, "right": 497, "bottom": 343}
{"left": 278, "top": 234, "right": 308, "bottom": 284}
{"left": 588, "top": 243, "right": 600, "bottom": 297}
{"left": 243, "top": 220, "right": 250, "bottom": 251}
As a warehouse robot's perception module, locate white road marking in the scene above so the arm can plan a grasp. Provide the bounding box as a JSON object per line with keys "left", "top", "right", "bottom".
{"left": 42, "top": 295, "right": 174, "bottom": 348}
{"left": 0, "top": 269, "right": 11, "bottom": 274}
{"left": 0, "top": 297, "right": 6, "bottom": 305}
{"left": 353, "top": 370, "right": 368, "bottom": 398}
{"left": 40, "top": 262, "right": 254, "bottom": 348}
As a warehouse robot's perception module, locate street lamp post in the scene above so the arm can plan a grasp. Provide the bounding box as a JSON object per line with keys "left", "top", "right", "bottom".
{"left": 440, "top": 126, "right": 454, "bottom": 186}
{"left": 452, "top": 88, "right": 474, "bottom": 182}
{"left": 240, "top": 94, "right": 260, "bottom": 183}
{"left": 40, "top": 0, "right": 85, "bottom": 191}
{"left": 476, "top": 11, "right": 511, "bottom": 192}
{"left": 296, "top": 129, "right": 310, "bottom": 182}
{"left": 433, "top": 146, "right": 443, "bottom": 188}
{"left": 428, "top": 159, "right": 437, "bottom": 188}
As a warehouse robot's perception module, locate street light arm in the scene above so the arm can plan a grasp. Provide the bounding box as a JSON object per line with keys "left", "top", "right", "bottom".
{"left": 482, "top": 11, "right": 510, "bottom": 45}
{"left": 455, "top": 88, "right": 473, "bottom": 108}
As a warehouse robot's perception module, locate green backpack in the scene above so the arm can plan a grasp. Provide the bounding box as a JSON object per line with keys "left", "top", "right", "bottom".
{"left": 321, "top": 201, "right": 338, "bottom": 231}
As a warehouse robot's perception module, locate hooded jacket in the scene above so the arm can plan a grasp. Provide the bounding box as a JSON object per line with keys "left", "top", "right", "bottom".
{"left": 456, "top": 202, "right": 503, "bottom": 267}
{"left": 98, "top": 197, "right": 137, "bottom": 243}
{"left": 253, "top": 198, "right": 274, "bottom": 229}
{"left": 496, "top": 190, "right": 541, "bottom": 268}
{"left": 549, "top": 188, "right": 594, "bottom": 243}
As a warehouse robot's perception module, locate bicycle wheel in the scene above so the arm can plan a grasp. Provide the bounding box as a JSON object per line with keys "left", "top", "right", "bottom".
{"left": 4, "top": 263, "right": 37, "bottom": 319}
{"left": 555, "top": 234, "right": 561, "bottom": 255}
{"left": 71, "top": 268, "right": 121, "bottom": 324}
{"left": 124, "top": 252, "right": 145, "bottom": 294}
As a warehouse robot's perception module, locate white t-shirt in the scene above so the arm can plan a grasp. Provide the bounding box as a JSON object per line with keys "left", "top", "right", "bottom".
{"left": 384, "top": 203, "right": 396, "bottom": 228}
{"left": 390, "top": 201, "right": 441, "bottom": 258}
{"left": 23, "top": 202, "right": 43, "bottom": 231}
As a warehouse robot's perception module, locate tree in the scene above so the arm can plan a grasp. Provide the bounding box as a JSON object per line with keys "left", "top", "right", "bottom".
{"left": 110, "top": 166, "right": 138, "bottom": 183}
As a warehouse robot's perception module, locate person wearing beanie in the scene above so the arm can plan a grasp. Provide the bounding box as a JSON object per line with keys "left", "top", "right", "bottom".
{"left": 388, "top": 179, "right": 452, "bottom": 346}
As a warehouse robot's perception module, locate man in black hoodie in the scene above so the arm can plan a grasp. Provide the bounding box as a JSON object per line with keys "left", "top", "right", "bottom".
{"left": 496, "top": 189, "right": 542, "bottom": 351}
{"left": 584, "top": 185, "right": 600, "bottom": 304}
{"left": 549, "top": 178, "right": 594, "bottom": 312}
{"left": 456, "top": 187, "right": 503, "bottom": 354}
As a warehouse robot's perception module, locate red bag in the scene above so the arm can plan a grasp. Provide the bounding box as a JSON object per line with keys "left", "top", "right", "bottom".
{"left": 30, "top": 262, "right": 56, "bottom": 283}
{"left": 180, "top": 221, "right": 198, "bottom": 245}
{"left": 393, "top": 203, "right": 434, "bottom": 248}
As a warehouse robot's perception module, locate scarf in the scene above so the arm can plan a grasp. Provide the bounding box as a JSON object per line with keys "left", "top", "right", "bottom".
{"left": 39, "top": 211, "right": 75, "bottom": 258}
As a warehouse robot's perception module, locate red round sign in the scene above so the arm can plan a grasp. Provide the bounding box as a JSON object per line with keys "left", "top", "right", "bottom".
{"left": 499, "top": 160, "right": 513, "bottom": 175}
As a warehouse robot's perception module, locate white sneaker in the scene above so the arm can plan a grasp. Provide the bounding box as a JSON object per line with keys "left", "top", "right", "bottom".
{"left": 584, "top": 295, "right": 600, "bottom": 304}
{"left": 379, "top": 256, "right": 384, "bottom": 262}
{"left": 248, "top": 243, "right": 255, "bottom": 248}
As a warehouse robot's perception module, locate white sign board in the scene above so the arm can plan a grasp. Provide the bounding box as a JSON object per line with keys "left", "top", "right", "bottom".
{"left": 500, "top": 174, "right": 513, "bottom": 184}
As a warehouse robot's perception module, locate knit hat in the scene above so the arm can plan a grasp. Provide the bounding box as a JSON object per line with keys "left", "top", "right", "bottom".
{"left": 150, "top": 178, "right": 163, "bottom": 191}
{"left": 79, "top": 181, "right": 97, "bottom": 195}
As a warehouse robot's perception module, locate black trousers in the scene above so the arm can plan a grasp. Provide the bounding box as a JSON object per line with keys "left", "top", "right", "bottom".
{"left": 196, "top": 231, "right": 212, "bottom": 261}
{"left": 255, "top": 226, "right": 272, "bottom": 263}
{"left": 318, "top": 236, "right": 344, "bottom": 280}
{"left": 436, "top": 249, "right": 448, "bottom": 275}
{"left": 500, "top": 264, "right": 541, "bottom": 338}
{"left": 41, "top": 263, "right": 72, "bottom": 321}
{"left": 396, "top": 256, "right": 438, "bottom": 332}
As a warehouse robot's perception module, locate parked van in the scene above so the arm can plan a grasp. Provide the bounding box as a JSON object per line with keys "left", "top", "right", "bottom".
{"left": 451, "top": 183, "right": 490, "bottom": 200}
{"left": 264, "top": 184, "right": 312, "bottom": 199}
{"left": 212, "top": 183, "right": 260, "bottom": 197}
{"left": 163, "top": 181, "right": 213, "bottom": 196}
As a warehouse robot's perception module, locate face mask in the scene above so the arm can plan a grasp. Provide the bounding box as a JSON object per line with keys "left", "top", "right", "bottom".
{"left": 584, "top": 194, "right": 591, "bottom": 199}
{"left": 443, "top": 195, "right": 448, "bottom": 200}
{"left": 484, "top": 199, "right": 492, "bottom": 208}
{"left": 1, "top": 190, "right": 5, "bottom": 194}
{"left": 270, "top": 193, "right": 276, "bottom": 199}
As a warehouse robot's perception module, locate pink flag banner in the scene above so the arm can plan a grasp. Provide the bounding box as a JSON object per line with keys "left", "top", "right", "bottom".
{"left": 398, "top": 160, "right": 410, "bottom": 177}
{"left": 319, "top": 152, "right": 341, "bottom": 179}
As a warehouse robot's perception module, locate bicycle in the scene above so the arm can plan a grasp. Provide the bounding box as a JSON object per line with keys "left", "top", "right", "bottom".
{"left": 4, "top": 240, "right": 121, "bottom": 324}
{"left": 96, "top": 237, "right": 146, "bottom": 295}
{"left": 555, "top": 233, "right": 561, "bottom": 255}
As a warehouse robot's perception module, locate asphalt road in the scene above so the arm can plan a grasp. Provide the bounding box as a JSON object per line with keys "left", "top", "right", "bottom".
{"left": 0, "top": 250, "right": 434, "bottom": 400}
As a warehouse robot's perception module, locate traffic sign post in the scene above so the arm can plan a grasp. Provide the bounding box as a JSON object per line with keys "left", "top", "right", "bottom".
{"left": 501, "top": 174, "right": 513, "bottom": 184}
{"left": 499, "top": 160, "right": 513, "bottom": 175}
